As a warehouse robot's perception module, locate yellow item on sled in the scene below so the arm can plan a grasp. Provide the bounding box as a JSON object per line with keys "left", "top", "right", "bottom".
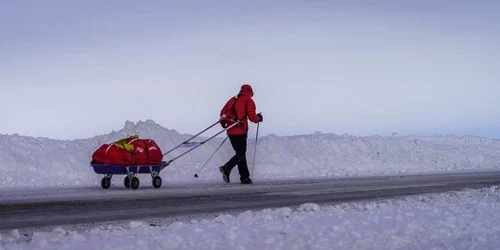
{"left": 114, "top": 135, "right": 139, "bottom": 153}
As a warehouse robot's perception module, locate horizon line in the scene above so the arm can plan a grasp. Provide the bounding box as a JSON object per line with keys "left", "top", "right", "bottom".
{"left": 1, "top": 119, "right": 498, "bottom": 141}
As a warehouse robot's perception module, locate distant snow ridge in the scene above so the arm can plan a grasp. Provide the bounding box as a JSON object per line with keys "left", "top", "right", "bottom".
{"left": 0, "top": 120, "right": 499, "bottom": 189}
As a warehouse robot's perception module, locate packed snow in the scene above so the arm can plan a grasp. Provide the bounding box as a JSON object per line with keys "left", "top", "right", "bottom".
{"left": 2, "top": 186, "right": 500, "bottom": 249}
{"left": 0, "top": 120, "right": 499, "bottom": 189}
{"left": 1, "top": 120, "right": 500, "bottom": 249}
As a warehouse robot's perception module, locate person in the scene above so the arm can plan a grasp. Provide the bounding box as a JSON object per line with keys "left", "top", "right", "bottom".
{"left": 219, "top": 84, "right": 263, "bottom": 184}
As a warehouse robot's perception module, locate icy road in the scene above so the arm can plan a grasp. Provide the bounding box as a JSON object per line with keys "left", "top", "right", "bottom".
{"left": 1, "top": 170, "right": 500, "bottom": 231}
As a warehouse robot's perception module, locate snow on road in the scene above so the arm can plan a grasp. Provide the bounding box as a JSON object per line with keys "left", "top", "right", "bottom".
{"left": 2, "top": 185, "right": 499, "bottom": 250}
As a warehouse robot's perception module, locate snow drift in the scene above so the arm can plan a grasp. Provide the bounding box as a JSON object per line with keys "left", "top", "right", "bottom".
{"left": 0, "top": 120, "right": 499, "bottom": 189}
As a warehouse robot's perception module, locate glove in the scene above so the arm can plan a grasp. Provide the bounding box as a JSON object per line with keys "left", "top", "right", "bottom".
{"left": 257, "top": 113, "right": 263, "bottom": 122}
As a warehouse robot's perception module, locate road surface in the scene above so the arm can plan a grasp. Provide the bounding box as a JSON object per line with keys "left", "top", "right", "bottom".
{"left": 1, "top": 170, "right": 500, "bottom": 231}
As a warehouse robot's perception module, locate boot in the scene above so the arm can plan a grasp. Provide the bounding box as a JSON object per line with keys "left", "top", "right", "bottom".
{"left": 240, "top": 177, "right": 253, "bottom": 184}
{"left": 219, "top": 166, "right": 230, "bottom": 183}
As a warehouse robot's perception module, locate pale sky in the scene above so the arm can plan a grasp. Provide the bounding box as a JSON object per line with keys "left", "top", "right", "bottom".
{"left": 1, "top": 0, "right": 499, "bottom": 140}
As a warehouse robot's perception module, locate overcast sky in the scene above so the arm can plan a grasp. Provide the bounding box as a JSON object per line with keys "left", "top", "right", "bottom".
{"left": 1, "top": 0, "right": 499, "bottom": 140}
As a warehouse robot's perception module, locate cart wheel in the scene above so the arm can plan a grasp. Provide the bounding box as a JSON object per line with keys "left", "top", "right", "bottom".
{"left": 131, "top": 177, "right": 140, "bottom": 190}
{"left": 152, "top": 176, "right": 162, "bottom": 188}
{"left": 124, "top": 176, "right": 131, "bottom": 188}
{"left": 101, "top": 177, "right": 111, "bottom": 189}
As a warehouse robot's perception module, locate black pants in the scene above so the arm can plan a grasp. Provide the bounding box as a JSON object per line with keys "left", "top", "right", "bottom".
{"left": 224, "top": 134, "right": 250, "bottom": 180}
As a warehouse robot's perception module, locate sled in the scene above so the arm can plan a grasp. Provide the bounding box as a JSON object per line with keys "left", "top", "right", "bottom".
{"left": 90, "top": 120, "right": 239, "bottom": 189}
{"left": 91, "top": 161, "right": 169, "bottom": 190}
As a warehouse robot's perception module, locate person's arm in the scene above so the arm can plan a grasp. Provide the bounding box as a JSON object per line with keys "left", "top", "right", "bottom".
{"left": 246, "top": 99, "right": 261, "bottom": 123}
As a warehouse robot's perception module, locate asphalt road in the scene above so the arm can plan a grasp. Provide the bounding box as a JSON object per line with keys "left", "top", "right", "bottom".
{"left": 2, "top": 170, "right": 500, "bottom": 231}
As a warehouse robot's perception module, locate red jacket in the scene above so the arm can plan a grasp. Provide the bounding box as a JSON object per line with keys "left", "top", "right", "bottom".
{"left": 220, "top": 84, "right": 260, "bottom": 135}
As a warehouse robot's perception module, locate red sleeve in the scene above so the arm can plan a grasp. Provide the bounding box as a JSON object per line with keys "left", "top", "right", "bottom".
{"left": 246, "top": 98, "right": 260, "bottom": 123}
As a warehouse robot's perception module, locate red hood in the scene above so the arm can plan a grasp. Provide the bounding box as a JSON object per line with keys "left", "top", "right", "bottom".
{"left": 239, "top": 84, "right": 253, "bottom": 96}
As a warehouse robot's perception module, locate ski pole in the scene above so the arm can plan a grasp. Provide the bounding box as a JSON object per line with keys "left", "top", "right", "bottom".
{"left": 251, "top": 122, "right": 260, "bottom": 177}
{"left": 194, "top": 136, "right": 228, "bottom": 178}
{"left": 167, "top": 122, "right": 239, "bottom": 164}
{"left": 163, "top": 120, "right": 220, "bottom": 156}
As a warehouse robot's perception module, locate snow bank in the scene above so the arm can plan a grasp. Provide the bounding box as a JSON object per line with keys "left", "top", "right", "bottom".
{"left": 2, "top": 185, "right": 500, "bottom": 249}
{"left": 1, "top": 120, "right": 499, "bottom": 189}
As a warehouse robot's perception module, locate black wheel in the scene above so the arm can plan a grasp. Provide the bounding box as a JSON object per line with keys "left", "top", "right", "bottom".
{"left": 124, "top": 176, "right": 131, "bottom": 188}
{"left": 152, "top": 176, "right": 162, "bottom": 188}
{"left": 101, "top": 177, "right": 111, "bottom": 189}
{"left": 130, "top": 177, "right": 140, "bottom": 190}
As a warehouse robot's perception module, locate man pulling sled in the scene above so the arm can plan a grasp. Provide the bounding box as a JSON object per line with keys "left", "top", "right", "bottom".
{"left": 89, "top": 84, "right": 263, "bottom": 189}
{"left": 218, "top": 84, "right": 263, "bottom": 184}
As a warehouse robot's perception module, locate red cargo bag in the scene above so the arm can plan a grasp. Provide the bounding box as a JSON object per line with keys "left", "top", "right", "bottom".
{"left": 91, "top": 144, "right": 134, "bottom": 166}
{"left": 128, "top": 139, "right": 148, "bottom": 165}
{"left": 144, "top": 139, "right": 163, "bottom": 164}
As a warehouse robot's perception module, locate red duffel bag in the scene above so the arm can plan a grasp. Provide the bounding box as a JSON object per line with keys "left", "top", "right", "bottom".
{"left": 91, "top": 143, "right": 135, "bottom": 166}
{"left": 127, "top": 138, "right": 163, "bottom": 165}
{"left": 143, "top": 139, "right": 163, "bottom": 164}
{"left": 128, "top": 138, "right": 148, "bottom": 165}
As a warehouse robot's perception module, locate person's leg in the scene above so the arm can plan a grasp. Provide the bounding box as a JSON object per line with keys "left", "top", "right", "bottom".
{"left": 223, "top": 135, "right": 243, "bottom": 171}
{"left": 220, "top": 134, "right": 246, "bottom": 183}
{"left": 237, "top": 155, "right": 251, "bottom": 183}
{"left": 234, "top": 136, "right": 250, "bottom": 182}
